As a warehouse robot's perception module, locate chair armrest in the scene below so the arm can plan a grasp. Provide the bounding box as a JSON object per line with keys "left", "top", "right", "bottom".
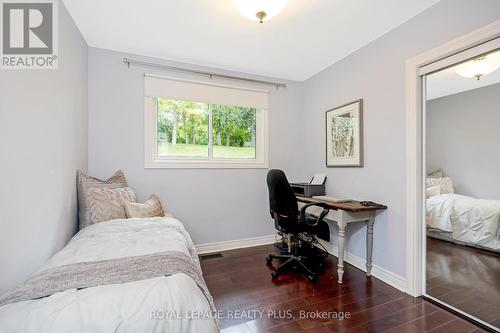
{"left": 299, "top": 202, "right": 330, "bottom": 227}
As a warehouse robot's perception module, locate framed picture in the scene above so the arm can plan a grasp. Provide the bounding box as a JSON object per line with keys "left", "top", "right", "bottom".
{"left": 325, "top": 99, "right": 363, "bottom": 167}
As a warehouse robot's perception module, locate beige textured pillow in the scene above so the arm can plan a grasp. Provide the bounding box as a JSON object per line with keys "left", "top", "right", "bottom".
{"left": 77, "top": 170, "right": 128, "bottom": 229}
{"left": 88, "top": 187, "right": 136, "bottom": 224}
{"left": 124, "top": 195, "right": 165, "bottom": 218}
{"left": 425, "top": 177, "right": 454, "bottom": 194}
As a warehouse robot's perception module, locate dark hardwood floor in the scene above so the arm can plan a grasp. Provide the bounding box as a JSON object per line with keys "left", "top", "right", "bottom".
{"left": 200, "top": 244, "right": 488, "bottom": 332}
{"left": 426, "top": 237, "right": 500, "bottom": 329}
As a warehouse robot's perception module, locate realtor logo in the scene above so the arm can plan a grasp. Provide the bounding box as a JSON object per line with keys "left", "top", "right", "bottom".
{"left": 1, "top": 0, "right": 58, "bottom": 69}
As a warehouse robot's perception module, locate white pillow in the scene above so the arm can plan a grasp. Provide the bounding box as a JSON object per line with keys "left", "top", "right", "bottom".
{"left": 426, "top": 177, "right": 454, "bottom": 194}
{"left": 426, "top": 185, "right": 441, "bottom": 198}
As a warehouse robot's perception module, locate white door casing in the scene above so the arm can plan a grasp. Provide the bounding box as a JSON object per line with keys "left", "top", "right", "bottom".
{"left": 405, "top": 20, "right": 500, "bottom": 297}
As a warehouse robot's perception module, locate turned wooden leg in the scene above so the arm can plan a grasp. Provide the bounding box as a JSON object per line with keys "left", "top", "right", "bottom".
{"left": 366, "top": 218, "right": 374, "bottom": 276}
{"left": 337, "top": 224, "right": 346, "bottom": 284}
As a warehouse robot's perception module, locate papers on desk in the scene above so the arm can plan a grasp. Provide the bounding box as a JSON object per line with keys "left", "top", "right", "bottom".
{"left": 313, "top": 195, "right": 352, "bottom": 203}
{"left": 310, "top": 173, "right": 326, "bottom": 185}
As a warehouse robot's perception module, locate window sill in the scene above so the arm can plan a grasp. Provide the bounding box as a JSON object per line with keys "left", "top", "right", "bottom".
{"left": 145, "top": 159, "right": 269, "bottom": 169}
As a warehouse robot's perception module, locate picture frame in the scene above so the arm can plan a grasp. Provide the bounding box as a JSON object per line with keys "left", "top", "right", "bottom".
{"left": 325, "top": 99, "right": 363, "bottom": 167}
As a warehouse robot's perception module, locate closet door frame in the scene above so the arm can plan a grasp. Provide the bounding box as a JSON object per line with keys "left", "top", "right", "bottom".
{"left": 405, "top": 20, "right": 500, "bottom": 297}
{"left": 405, "top": 20, "right": 500, "bottom": 332}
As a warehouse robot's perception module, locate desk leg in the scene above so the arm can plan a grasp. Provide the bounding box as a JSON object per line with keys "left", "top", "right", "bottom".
{"left": 337, "top": 223, "right": 346, "bottom": 284}
{"left": 366, "top": 218, "right": 374, "bottom": 276}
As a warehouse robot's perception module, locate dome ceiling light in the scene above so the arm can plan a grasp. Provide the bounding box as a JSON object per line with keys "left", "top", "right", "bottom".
{"left": 455, "top": 52, "right": 500, "bottom": 81}
{"left": 234, "top": 0, "right": 288, "bottom": 23}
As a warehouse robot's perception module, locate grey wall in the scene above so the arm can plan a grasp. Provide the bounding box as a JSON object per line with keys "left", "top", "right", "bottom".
{"left": 12, "top": 0, "right": 494, "bottom": 293}
{"left": 87, "top": 47, "right": 304, "bottom": 245}
{"left": 0, "top": 1, "right": 88, "bottom": 294}
{"left": 301, "top": 0, "right": 500, "bottom": 278}
{"left": 427, "top": 83, "right": 500, "bottom": 200}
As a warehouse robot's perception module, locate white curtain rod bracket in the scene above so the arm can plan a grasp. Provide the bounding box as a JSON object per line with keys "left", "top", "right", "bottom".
{"left": 123, "top": 58, "right": 286, "bottom": 90}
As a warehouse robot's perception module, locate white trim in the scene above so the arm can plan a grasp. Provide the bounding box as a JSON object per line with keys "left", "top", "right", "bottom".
{"left": 195, "top": 234, "right": 406, "bottom": 291}
{"left": 316, "top": 239, "right": 406, "bottom": 292}
{"left": 196, "top": 235, "right": 276, "bottom": 255}
{"left": 421, "top": 76, "right": 428, "bottom": 295}
{"left": 405, "top": 20, "right": 500, "bottom": 297}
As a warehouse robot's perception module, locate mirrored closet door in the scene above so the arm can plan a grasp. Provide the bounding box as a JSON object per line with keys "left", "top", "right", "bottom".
{"left": 424, "top": 47, "right": 500, "bottom": 332}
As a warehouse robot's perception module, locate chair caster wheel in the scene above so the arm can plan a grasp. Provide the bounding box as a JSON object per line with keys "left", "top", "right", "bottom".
{"left": 307, "top": 274, "right": 317, "bottom": 283}
{"left": 271, "top": 271, "right": 279, "bottom": 279}
{"left": 266, "top": 256, "right": 273, "bottom": 265}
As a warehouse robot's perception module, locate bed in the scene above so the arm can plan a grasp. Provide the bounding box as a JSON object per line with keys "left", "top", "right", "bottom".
{"left": 426, "top": 193, "right": 500, "bottom": 252}
{"left": 0, "top": 217, "right": 218, "bottom": 333}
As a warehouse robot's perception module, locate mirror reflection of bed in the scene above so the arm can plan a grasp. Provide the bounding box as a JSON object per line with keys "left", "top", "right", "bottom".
{"left": 425, "top": 51, "right": 500, "bottom": 330}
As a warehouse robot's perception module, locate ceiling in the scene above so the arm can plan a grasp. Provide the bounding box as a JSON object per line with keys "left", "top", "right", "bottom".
{"left": 427, "top": 51, "right": 500, "bottom": 100}
{"left": 63, "top": 0, "right": 440, "bottom": 81}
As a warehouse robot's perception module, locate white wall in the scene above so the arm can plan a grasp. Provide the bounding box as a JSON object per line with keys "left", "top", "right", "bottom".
{"left": 0, "top": 1, "right": 88, "bottom": 293}
{"left": 427, "top": 83, "right": 500, "bottom": 199}
{"left": 301, "top": 0, "right": 500, "bottom": 278}
{"left": 87, "top": 47, "right": 304, "bottom": 245}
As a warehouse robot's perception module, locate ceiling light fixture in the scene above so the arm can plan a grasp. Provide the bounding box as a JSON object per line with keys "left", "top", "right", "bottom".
{"left": 234, "top": 0, "right": 288, "bottom": 23}
{"left": 455, "top": 53, "right": 500, "bottom": 80}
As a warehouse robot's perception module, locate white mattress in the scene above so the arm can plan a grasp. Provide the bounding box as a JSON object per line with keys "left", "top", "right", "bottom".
{"left": 0, "top": 218, "right": 218, "bottom": 333}
{"left": 426, "top": 194, "right": 500, "bottom": 251}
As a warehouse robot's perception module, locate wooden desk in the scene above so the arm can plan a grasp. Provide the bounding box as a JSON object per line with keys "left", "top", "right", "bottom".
{"left": 296, "top": 196, "right": 387, "bottom": 284}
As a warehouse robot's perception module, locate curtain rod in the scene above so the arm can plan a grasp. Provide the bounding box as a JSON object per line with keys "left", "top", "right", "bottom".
{"left": 123, "top": 58, "right": 287, "bottom": 90}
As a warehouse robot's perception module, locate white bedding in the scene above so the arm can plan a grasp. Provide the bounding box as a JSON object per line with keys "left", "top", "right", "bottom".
{"left": 0, "top": 218, "right": 218, "bottom": 333}
{"left": 426, "top": 194, "right": 500, "bottom": 251}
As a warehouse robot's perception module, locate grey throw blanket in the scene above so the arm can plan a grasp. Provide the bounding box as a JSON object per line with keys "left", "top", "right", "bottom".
{"left": 0, "top": 251, "right": 215, "bottom": 312}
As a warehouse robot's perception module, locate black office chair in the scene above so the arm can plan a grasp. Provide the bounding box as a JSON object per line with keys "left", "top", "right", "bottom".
{"left": 265, "top": 169, "right": 330, "bottom": 282}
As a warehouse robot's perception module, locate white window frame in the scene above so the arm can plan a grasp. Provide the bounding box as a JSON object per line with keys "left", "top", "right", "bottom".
{"left": 144, "top": 79, "right": 269, "bottom": 169}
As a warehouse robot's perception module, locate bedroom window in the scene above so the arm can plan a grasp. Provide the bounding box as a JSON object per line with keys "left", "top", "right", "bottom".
{"left": 144, "top": 75, "right": 268, "bottom": 168}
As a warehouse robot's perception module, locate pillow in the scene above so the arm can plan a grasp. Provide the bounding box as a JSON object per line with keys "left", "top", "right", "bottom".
{"left": 427, "top": 169, "right": 443, "bottom": 178}
{"left": 426, "top": 185, "right": 441, "bottom": 198}
{"left": 124, "top": 194, "right": 165, "bottom": 218}
{"left": 77, "top": 170, "right": 128, "bottom": 229}
{"left": 88, "top": 187, "right": 136, "bottom": 224}
{"left": 426, "top": 177, "right": 454, "bottom": 194}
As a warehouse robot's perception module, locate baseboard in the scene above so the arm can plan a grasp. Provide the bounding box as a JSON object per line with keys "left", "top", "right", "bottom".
{"left": 195, "top": 235, "right": 406, "bottom": 292}
{"left": 196, "top": 235, "right": 276, "bottom": 255}
{"left": 316, "top": 239, "right": 407, "bottom": 292}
